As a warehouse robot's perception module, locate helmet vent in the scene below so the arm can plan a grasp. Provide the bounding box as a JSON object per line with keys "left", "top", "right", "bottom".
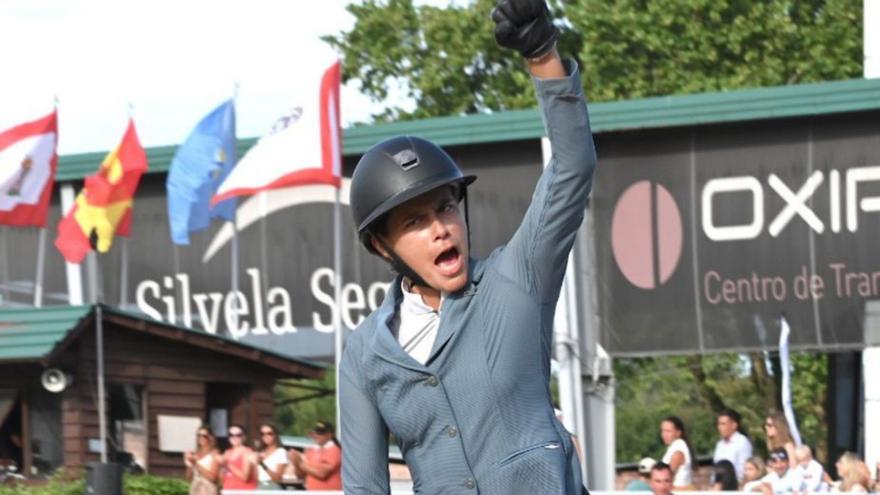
{"left": 393, "top": 149, "right": 420, "bottom": 171}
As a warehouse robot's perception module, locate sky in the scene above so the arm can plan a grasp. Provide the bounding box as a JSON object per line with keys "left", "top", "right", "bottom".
{"left": 0, "top": 0, "right": 453, "bottom": 155}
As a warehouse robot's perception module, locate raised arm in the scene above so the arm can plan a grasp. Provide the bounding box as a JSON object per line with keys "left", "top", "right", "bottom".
{"left": 493, "top": 0, "right": 597, "bottom": 302}
{"left": 340, "top": 345, "right": 391, "bottom": 494}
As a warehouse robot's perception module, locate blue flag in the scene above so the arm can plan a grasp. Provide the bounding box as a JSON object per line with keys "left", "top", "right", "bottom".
{"left": 166, "top": 100, "right": 237, "bottom": 245}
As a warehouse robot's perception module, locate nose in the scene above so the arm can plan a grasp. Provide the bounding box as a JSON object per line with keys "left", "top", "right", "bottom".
{"left": 429, "top": 213, "right": 450, "bottom": 240}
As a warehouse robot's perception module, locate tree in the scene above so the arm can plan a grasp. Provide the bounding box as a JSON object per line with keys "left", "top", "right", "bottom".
{"left": 324, "top": 0, "right": 862, "bottom": 121}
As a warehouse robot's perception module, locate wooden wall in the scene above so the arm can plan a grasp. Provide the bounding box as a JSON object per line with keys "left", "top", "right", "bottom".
{"left": 63, "top": 322, "right": 279, "bottom": 478}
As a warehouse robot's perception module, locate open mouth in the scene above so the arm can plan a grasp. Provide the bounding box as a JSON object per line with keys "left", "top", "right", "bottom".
{"left": 434, "top": 246, "right": 462, "bottom": 276}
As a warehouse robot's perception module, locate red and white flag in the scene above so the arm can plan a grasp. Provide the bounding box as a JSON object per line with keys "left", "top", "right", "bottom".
{"left": 0, "top": 111, "right": 58, "bottom": 227}
{"left": 212, "top": 60, "right": 341, "bottom": 204}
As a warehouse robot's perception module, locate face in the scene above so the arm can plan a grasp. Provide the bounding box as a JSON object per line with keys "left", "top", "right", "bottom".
{"left": 197, "top": 429, "right": 211, "bottom": 446}
{"left": 309, "top": 431, "right": 332, "bottom": 445}
{"left": 764, "top": 417, "right": 777, "bottom": 438}
{"left": 228, "top": 428, "right": 244, "bottom": 446}
{"left": 260, "top": 427, "right": 276, "bottom": 447}
{"left": 650, "top": 468, "right": 673, "bottom": 495}
{"left": 744, "top": 461, "right": 759, "bottom": 481}
{"left": 374, "top": 187, "right": 469, "bottom": 293}
{"left": 836, "top": 458, "right": 847, "bottom": 476}
{"left": 717, "top": 415, "right": 737, "bottom": 440}
{"left": 770, "top": 457, "right": 788, "bottom": 475}
{"left": 660, "top": 421, "right": 680, "bottom": 445}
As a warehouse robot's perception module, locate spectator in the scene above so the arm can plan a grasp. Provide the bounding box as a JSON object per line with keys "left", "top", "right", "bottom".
{"left": 660, "top": 416, "right": 696, "bottom": 489}
{"left": 742, "top": 457, "right": 768, "bottom": 492}
{"left": 290, "top": 420, "right": 342, "bottom": 491}
{"left": 183, "top": 426, "right": 220, "bottom": 495}
{"left": 713, "top": 460, "right": 739, "bottom": 491}
{"left": 650, "top": 462, "right": 674, "bottom": 495}
{"left": 713, "top": 408, "right": 753, "bottom": 480}
{"left": 793, "top": 444, "right": 826, "bottom": 492}
{"left": 255, "top": 423, "right": 287, "bottom": 490}
{"left": 764, "top": 412, "right": 797, "bottom": 469}
{"left": 625, "top": 457, "right": 656, "bottom": 491}
{"left": 833, "top": 452, "right": 870, "bottom": 492}
{"left": 762, "top": 448, "right": 799, "bottom": 495}
{"left": 221, "top": 424, "right": 257, "bottom": 490}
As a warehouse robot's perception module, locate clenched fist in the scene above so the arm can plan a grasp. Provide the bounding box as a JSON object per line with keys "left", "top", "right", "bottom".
{"left": 491, "top": 0, "right": 558, "bottom": 60}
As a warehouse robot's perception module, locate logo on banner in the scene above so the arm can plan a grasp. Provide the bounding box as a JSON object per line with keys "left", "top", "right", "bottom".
{"left": 610, "top": 180, "right": 683, "bottom": 290}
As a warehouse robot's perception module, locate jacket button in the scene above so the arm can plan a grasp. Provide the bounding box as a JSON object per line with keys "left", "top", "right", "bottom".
{"left": 425, "top": 376, "right": 439, "bottom": 387}
{"left": 447, "top": 426, "right": 458, "bottom": 438}
{"left": 464, "top": 478, "right": 476, "bottom": 489}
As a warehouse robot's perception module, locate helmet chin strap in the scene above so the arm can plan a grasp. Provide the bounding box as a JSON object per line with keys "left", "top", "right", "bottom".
{"left": 375, "top": 236, "right": 430, "bottom": 288}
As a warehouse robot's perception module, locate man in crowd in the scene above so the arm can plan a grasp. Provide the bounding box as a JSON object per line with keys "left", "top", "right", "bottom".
{"left": 626, "top": 457, "right": 657, "bottom": 491}
{"left": 762, "top": 448, "right": 800, "bottom": 495}
{"left": 713, "top": 408, "right": 753, "bottom": 480}
{"left": 650, "top": 462, "right": 674, "bottom": 495}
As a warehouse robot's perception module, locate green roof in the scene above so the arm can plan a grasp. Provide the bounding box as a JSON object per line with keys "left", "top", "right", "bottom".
{"left": 0, "top": 305, "right": 91, "bottom": 361}
{"left": 0, "top": 305, "right": 324, "bottom": 372}
{"left": 56, "top": 77, "right": 880, "bottom": 182}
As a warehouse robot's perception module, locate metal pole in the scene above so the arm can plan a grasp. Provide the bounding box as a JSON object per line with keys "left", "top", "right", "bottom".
{"left": 334, "top": 187, "right": 343, "bottom": 431}
{"left": 33, "top": 228, "right": 47, "bottom": 307}
{"left": 87, "top": 252, "right": 108, "bottom": 463}
{"left": 230, "top": 219, "right": 240, "bottom": 337}
{"left": 119, "top": 237, "right": 129, "bottom": 307}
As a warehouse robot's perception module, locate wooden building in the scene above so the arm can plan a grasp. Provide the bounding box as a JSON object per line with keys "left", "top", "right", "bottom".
{"left": 0, "top": 304, "right": 324, "bottom": 479}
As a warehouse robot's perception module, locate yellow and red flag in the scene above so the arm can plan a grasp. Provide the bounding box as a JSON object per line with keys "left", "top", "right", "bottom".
{"left": 55, "top": 119, "right": 148, "bottom": 264}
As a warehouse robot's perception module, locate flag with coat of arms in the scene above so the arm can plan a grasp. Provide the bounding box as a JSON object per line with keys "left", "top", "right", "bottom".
{"left": 0, "top": 111, "right": 58, "bottom": 227}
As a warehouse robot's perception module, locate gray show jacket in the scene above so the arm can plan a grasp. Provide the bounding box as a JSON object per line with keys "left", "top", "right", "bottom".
{"left": 340, "top": 61, "right": 597, "bottom": 495}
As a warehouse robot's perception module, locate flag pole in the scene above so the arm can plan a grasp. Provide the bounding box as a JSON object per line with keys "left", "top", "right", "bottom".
{"left": 333, "top": 187, "right": 343, "bottom": 431}
{"left": 227, "top": 83, "right": 241, "bottom": 338}
{"left": 87, "top": 251, "right": 108, "bottom": 463}
{"left": 33, "top": 228, "right": 47, "bottom": 307}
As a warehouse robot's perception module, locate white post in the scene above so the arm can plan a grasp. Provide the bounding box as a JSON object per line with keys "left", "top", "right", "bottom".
{"left": 33, "top": 228, "right": 47, "bottom": 307}
{"left": 543, "top": 137, "right": 587, "bottom": 480}
{"left": 60, "top": 184, "right": 83, "bottom": 305}
{"left": 864, "top": 0, "right": 880, "bottom": 475}
{"left": 334, "top": 187, "right": 344, "bottom": 432}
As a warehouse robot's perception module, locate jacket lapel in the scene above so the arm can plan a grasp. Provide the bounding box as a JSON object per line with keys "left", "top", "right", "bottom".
{"left": 426, "top": 257, "right": 484, "bottom": 365}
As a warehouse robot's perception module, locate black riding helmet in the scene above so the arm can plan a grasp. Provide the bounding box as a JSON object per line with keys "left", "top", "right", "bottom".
{"left": 351, "top": 136, "right": 477, "bottom": 285}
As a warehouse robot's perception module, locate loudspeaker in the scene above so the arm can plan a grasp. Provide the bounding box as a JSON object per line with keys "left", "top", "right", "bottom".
{"left": 40, "top": 368, "right": 70, "bottom": 394}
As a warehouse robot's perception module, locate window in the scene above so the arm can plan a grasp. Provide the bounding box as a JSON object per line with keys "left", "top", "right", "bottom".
{"left": 108, "top": 384, "right": 145, "bottom": 472}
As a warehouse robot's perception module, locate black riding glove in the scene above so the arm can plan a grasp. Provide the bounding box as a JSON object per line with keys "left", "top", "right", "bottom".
{"left": 491, "top": 0, "right": 559, "bottom": 60}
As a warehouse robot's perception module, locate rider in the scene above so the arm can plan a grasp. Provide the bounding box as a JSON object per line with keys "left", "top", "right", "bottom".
{"left": 340, "top": 0, "right": 597, "bottom": 493}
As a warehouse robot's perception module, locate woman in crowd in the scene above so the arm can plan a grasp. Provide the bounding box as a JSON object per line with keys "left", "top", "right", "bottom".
{"left": 833, "top": 451, "right": 871, "bottom": 492}
{"left": 184, "top": 426, "right": 220, "bottom": 495}
{"left": 221, "top": 424, "right": 257, "bottom": 491}
{"left": 660, "top": 416, "right": 697, "bottom": 489}
{"left": 712, "top": 460, "right": 739, "bottom": 491}
{"left": 741, "top": 456, "right": 767, "bottom": 492}
{"left": 255, "top": 423, "right": 287, "bottom": 490}
{"left": 764, "top": 412, "right": 797, "bottom": 468}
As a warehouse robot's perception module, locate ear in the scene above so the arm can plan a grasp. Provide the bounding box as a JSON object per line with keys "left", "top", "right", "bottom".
{"left": 370, "top": 235, "right": 391, "bottom": 260}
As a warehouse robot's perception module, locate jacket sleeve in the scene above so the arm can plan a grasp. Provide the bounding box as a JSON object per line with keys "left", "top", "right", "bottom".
{"left": 340, "top": 344, "right": 390, "bottom": 494}
{"left": 497, "top": 60, "right": 597, "bottom": 303}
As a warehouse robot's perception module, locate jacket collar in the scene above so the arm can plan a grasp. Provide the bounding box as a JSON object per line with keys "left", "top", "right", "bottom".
{"left": 369, "top": 257, "right": 485, "bottom": 371}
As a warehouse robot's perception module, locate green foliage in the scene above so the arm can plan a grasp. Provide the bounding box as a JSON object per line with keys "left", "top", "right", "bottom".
{"left": 614, "top": 353, "right": 829, "bottom": 465}
{"left": 324, "top": 0, "right": 861, "bottom": 121}
{"left": 0, "top": 473, "right": 188, "bottom": 495}
{"left": 275, "top": 367, "right": 337, "bottom": 436}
